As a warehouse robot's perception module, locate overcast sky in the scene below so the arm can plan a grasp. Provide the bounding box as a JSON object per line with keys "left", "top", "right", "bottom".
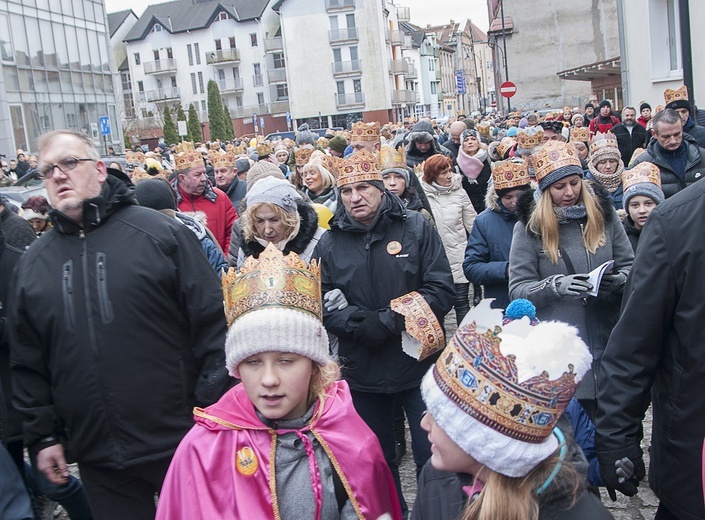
{"left": 105, "top": 0, "right": 490, "bottom": 31}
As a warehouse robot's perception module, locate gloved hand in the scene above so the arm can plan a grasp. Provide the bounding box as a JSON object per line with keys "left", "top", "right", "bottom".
{"left": 599, "top": 272, "right": 627, "bottom": 293}
{"left": 323, "top": 289, "right": 348, "bottom": 312}
{"left": 554, "top": 274, "right": 593, "bottom": 297}
{"left": 600, "top": 456, "right": 645, "bottom": 500}
{"left": 351, "top": 311, "right": 392, "bottom": 347}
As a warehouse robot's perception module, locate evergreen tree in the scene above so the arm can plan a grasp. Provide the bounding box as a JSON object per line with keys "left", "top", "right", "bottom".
{"left": 176, "top": 105, "right": 188, "bottom": 141}
{"left": 207, "top": 80, "right": 226, "bottom": 141}
{"left": 223, "top": 103, "right": 235, "bottom": 140}
{"left": 187, "top": 103, "right": 203, "bottom": 143}
{"left": 162, "top": 105, "right": 179, "bottom": 146}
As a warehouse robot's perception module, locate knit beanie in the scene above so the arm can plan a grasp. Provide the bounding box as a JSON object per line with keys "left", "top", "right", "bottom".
{"left": 134, "top": 178, "right": 177, "bottom": 211}
{"left": 246, "top": 176, "right": 302, "bottom": 213}
{"left": 246, "top": 160, "right": 287, "bottom": 191}
{"left": 622, "top": 161, "right": 665, "bottom": 208}
{"left": 639, "top": 102, "right": 651, "bottom": 113}
{"left": 236, "top": 157, "right": 251, "bottom": 174}
{"left": 421, "top": 300, "right": 591, "bottom": 478}
{"left": 598, "top": 99, "right": 612, "bottom": 110}
{"left": 328, "top": 135, "right": 348, "bottom": 153}
{"left": 295, "top": 123, "right": 316, "bottom": 146}
{"left": 588, "top": 132, "right": 621, "bottom": 167}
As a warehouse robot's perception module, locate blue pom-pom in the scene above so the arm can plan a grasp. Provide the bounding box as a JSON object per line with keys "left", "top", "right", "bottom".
{"left": 505, "top": 299, "right": 536, "bottom": 320}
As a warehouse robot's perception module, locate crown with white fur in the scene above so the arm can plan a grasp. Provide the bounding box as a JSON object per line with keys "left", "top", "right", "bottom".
{"left": 222, "top": 244, "right": 329, "bottom": 377}
{"left": 421, "top": 300, "right": 591, "bottom": 477}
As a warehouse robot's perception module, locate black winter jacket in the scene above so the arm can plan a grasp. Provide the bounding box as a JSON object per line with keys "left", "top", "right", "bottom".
{"left": 313, "top": 193, "right": 454, "bottom": 393}
{"left": 596, "top": 179, "right": 705, "bottom": 520}
{"left": 611, "top": 123, "right": 648, "bottom": 166}
{"left": 9, "top": 173, "right": 229, "bottom": 469}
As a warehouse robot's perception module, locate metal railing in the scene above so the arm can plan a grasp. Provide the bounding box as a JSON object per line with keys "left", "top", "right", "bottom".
{"left": 263, "top": 37, "right": 283, "bottom": 52}
{"left": 143, "top": 58, "right": 177, "bottom": 74}
{"left": 217, "top": 78, "right": 244, "bottom": 93}
{"left": 391, "top": 89, "right": 416, "bottom": 105}
{"left": 329, "top": 27, "right": 358, "bottom": 44}
{"left": 332, "top": 60, "right": 362, "bottom": 75}
{"left": 389, "top": 59, "right": 410, "bottom": 75}
{"left": 270, "top": 100, "right": 290, "bottom": 113}
{"left": 144, "top": 87, "right": 180, "bottom": 102}
{"left": 206, "top": 48, "right": 240, "bottom": 65}
{"left": 252, "top": 74, "right": 264, "bottom": 87}
{"left": 267, "top": 67, "right": 287, "bottom": 83}
{"left": 325, "top": 0, "right": 355, "bottom": 10}
{"left": 335, "top": 91, "right": 365, "bottom": 107}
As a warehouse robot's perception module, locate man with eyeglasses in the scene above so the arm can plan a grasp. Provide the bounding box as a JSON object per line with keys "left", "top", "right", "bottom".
{"left": 8, "top": 130, "right": 231, "bottom": 519}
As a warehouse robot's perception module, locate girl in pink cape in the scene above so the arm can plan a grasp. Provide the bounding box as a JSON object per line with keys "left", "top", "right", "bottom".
{"left": 156, "top": 245, "right": 402, "bottom": 520}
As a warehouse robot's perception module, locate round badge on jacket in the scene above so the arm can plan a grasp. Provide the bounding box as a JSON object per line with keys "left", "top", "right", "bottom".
{"left": 387, "top": 241, "right": 402, "bottom": 255}
{"left": 235, "top": 446, "right": 259, "bottom": 476}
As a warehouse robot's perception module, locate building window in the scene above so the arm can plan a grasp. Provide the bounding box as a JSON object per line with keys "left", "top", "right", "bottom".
{"left": 229, "top": 37, "right": 236, "bottom": 49}
{"left": 215, "top": 39, "right": 222, "bottom": 51}
{"left": 353, "top": 79, "right": 361, "bottom": 92}
{"left": 273, "top": 53, "right": 285, "bottom": 69}
{"left": 167, "top": 47, "right": 173, "bottom": 59}
{"left": 250, "top": 33, "right": 258, "bottom": 47}
{"left": 187, "top": 44, "right": 193, "bottom": 66}
{"left": 233, "top": 67, "right": 240, "bottom": 80}
{"left": 276, "top": 84, "right": 288, "bottom": 100}
{"left": 346, "top": 13, "right": 355, "bottom": 28}
{"left": 137, "top": 80, "right": 144, "bottom": 92}
{"left": 198, "top": 71, "right": 204, "bottom": 93}
{"left": 191, "top": 73, "right": 197, "bottom": 94}
{"left": 194, "top": 43, "right": 201, "bottom": 64}
{"left": 121, "top": 70, "right": 131, "bottom": 91}
{"left": 336, "top": 81, "right": 345, "bottom": 95}
{"left": 236, "top": 96, "right": 243, "bottom": 108}
{"left": 171, "top": 76, "right": 177, "bottom": 88}
{"left": 649, "top": 0, "right": 681, "bottom": 78}
{"left": 134, "top": 52, "right": 140, "bottom": 65}
{"left": 431, "top": 83, "right": 437, "bottom": 94}
{"left": 201, "top": 100, "right": 206, "bottom": 112}
{"left": 152, "top": 24, "right": 162, "bottom": 33}
{"left": 257, "top": 92, "right": 264, "bottom": 106}
{"left": 153, "top": 50, "right": 160, "bottom": 60}
{"left": 218, "top": 11, "right": 231, "bottom": 21}
{"left": 254, "top": 63, "right": 261, "bottom": 75}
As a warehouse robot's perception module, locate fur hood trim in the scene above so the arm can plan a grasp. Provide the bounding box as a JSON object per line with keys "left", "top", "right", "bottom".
{"left": 241, "top": 202, "right": 319, "bottom": 258}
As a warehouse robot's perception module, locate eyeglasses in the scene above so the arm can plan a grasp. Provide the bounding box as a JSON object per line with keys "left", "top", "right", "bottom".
{"left": 38, "top": 157, "right": 95, "bottom": 180}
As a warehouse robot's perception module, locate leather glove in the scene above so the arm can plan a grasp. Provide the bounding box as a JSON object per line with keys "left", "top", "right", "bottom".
{"left": 323, "top": 289, "right": 348, "bottom": 312}
{"left": 600, "top": 456, "right": 646, "bottom": 500}
{"left": 351, "top": 311, "right": 392, "bottom": 347}
{"left": 554, "top": 274, "right": 593, "bottom": 297}
{"left": 599, "top": 272, "right": 627, "bottom": 293}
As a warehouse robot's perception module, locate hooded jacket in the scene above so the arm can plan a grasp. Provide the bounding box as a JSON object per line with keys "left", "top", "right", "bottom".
{"left": 313, "top": 193, "right": 454, "bottom": 393}
{"left": 508, "top": 182, "right": 634, "bottom": 400}
{"left": 405, "top": 121, "right": 453, "bottom": 168}
{"left": 683, "top": 117, "right": 705, "bottom": 147}
{"left": 9, "top": 173, "right": 229, "bottom": 469}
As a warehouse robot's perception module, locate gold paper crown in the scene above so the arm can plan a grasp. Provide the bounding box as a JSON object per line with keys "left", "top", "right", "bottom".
{"left": 350, "top": 121, "right": 380, "bottom": 142}
{"left": 589, "top": 132, "right": 619, "bottom": 155}
{"left": 496, "top": 137, "right": 517, "bottom": 159}
{"left": 125, "top": 151, "right": 145, "bottom": 166}
{"left": 533, "top": 141, "right": 582, "bottom": 185}
{"left": 294, "top": 148, "right": 314, "bottom": 167}
{"left": 209, "top": 141, "right": 221, "bottom": 150}
{"left": 664, "top": 85, "right": 688, "bottom": 104}
{"left": 232, "top": 142, "right": 247, "bottom": 155}
{"left": 390, "top": 291, "right": 444, "bottom": 362}
{"left": 257, "top": 141, "right": 274, "bottom": 157}
{"left": 317, "top": 137, "right": 329, "bottom": 149}
{"left": 210, "top": 151, "right": 236, "bottom": 169}
{"left": 338, "top": 150, "right": 383, "bottom": 187}
{"left": 622, "top": 161, "right": 661, "bottom": 191}
{"left": 477, "top": 123, "right": 491, "bottom": 137}
{"left": 628, "top": 147, "right": 645, "bottom": 167}
{"left": 492, "top": 159, "right": 530, "bottom": 191}
{"left": 516, "top": 130, "right": 543, "bottom": 149}
{"left": 174, "top": 142, "right": 203, "bottom": 171}
{"left": 319, "top": 154, "right": 341, "bottom": 179}
{"left": 225, "top": 143, "right": 234, "bottom": 152}
{"left": 413, "top": 162, "right": 425, "bottom": 176}
{"left": 377, "top": 145, "right": 407, "bottom": 171}
{"left": 655, "top": 105, "right": 664, "bottom": 114}
{"left": 569, "top": 127, "right": 590, "bottom": 143}
{"left": 221, "top": 243, "right": 322, "bottom": 328}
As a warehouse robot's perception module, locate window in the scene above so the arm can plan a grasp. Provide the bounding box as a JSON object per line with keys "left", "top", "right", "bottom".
{"left": 250, "top": 33, "right": 257, "bottom": 47}
{"left": 235, "top": 95, "right": 243, "bottom": 108}
{"left": 201, "top": 100, "right": 206, "bottom": 112}
{"left": 329, "top": 16, "right": 339, "bottom": 31}
{"left": 273, "top": 53, "right": 285, "bottom": 69}
{"left": 153, "top": 50, "right": 160, "bottom": 60}
{"left": 429, "top": 59, "right": 435, "bottom": 71}
{"left": 276, "top": 84, "right": 288, "bottom": 100}
{"left": 336, "top": 81, "right": 345, "bottom": 95}
{"left": 152, "top": 24, "right": 162, "bottom": 33}
{"left": 332, "top": 49, "right": 342, "bottom": 63}
{"left": 187, "top": 44, "right": 193, "bottom": 66}
{"left": 171, "top": 76, "right": 177, "bottom": 88}
{"left": 649, "top": 0, "right": 681, "bottom": 77}
{"left": 349, "top": 46, "right": 358, "bottom": 61}
{"left": 194, "top": 43, "right": 201, "bottom": 64}
{"left": 233, "top": 67, "right": 240, "bottom": 80}
{"left": 431, "top": 83, "right": 437, "bottom": 94}
{"left": 191, "top": 73, "right": 197, "bottom": 94}
{"left": 257, "top": 92, "right": 265, "bottom": 106}
{"left": 134, "top": 52, "right": 140, "bottom": 65}
{"left": 229, "top": 37, "right": 236, "bottom": 49}
{"left": 218, "top": 11, "right": 231, "bottom": 21}
{"left": 167, "top": 47, "right": 173, "bottom": 59}
{"left": 137, "top": 80, "right": 144, "bottom": 92}
{"left": 198, "top": 71, "right": 204, "bottom": 93}
{"left": 0, "top": 15, "right": 14, "bottom": 61}
{"left": 215, "top": 39, "right": 222, "bottom": 51}
{"left": 353, "top": 79, "right": 361, "bottom": 92}
{"left": 254, "top": 63, "right": 261, "bottom": 75}
{"left": 346, "top": 13, "right": 355, "bottom": 28}
{"left": 218, "top": 68, "right": 225, "bottom": 80}
{"left": 121, "top": 70, "right": 131, "bottom": 91}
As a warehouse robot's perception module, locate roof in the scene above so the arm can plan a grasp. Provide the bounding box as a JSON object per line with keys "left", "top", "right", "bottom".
{"left": 107, "top": 9, "right": 135, "bottom": 38}
{"left": 124, "top": 0, "right": 269, "bottom": 42}
{"left": 487, "top": 16, "right": 513, "bottom": 35}
{"left": 399, "top": 22, "right": 423, "bottom": 48}
{"left": 557, "top": 57, "right": 621, "bottom": 81}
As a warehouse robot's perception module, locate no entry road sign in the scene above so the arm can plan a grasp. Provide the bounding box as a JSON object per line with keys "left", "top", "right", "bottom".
{"left": 500, "top": 81, "right": 517, "bottom": 98}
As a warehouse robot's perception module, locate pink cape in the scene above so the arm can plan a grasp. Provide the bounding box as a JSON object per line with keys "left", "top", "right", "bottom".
{"left": 156, "top": 380, "right": 402, "bottom": 520}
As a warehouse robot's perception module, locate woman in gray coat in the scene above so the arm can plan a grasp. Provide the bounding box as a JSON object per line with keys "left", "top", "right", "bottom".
{"left": 508, "top": 141, "right": 633, "bottom": 418}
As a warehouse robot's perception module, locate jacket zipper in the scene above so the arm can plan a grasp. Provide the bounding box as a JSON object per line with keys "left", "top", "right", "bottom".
{"left": 62, "top": 261, "right": 76, "bottom": 330}
{"left": 96, "top": 253, "right": 114, "bottom": 323}
{"left": 365, "top": 231, "right": 379, "bottom": 309}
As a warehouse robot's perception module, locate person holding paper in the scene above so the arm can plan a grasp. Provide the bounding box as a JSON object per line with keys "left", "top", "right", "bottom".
{"left": 508, "top": 141, "right": 633, "bottom": 419}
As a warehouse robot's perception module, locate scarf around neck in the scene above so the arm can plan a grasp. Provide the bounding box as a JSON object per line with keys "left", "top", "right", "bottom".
{"left": 588, "top": 161, "right": 624, "bottom": 193}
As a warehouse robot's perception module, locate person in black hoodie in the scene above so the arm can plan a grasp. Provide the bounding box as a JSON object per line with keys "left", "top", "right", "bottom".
{"left": 9, "top": 130, "right": 230, "bottom": 520}
{"left": 405, "top": 120, "right": 452, "bottom": 169}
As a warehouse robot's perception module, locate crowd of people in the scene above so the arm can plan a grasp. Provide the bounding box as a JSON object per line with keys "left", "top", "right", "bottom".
{"left": 2, "top": 83, "right": 705, "bottom": 520}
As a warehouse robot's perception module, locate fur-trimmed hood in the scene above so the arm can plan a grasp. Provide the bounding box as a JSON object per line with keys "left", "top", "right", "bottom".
{"left": 516, "top": 180, "right": 616, "bottom": 231}
{"left": 240, "top": 201, "right": 320, "bottom": 258}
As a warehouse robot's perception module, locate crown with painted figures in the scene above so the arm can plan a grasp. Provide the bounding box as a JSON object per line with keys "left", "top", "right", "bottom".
{"left": 210, "top": 150, "right": 236, "bottom": 169}
{"left": 516, "top": 129, "right": 543, "bottom": 149}
{"left": 492, "top": 159, "right": 530, "bottom": 191}
{"left": 622, "top": 161, "right": 661, "bottom": 192}
{"left": 533, "top": 140, "right": 583, "bottom": 191}
{"left": 350, "top": 121, "right": 381, "bottom": 142}
{"left": 257, "top": 141, "right": 274, "bottom": 158}
{"left": 294, "top": 147, "right": 314, "bottom": 167}
{"left": 174, "top": 142, "right": 203, "bottom": 171}
{"left": 377, "top": 145, "right": 407, "bottom": 171}
{"left": 664, "top": 85, "right": 688, "bottom": 105}
{"left": 569, "top": 127, "right": 590, "bottom": 144}
{"left": 337, "top": 150, "right": 383, "bottom": 187}
{"left": 125, "top": 151, "right": 145, "bottom": 167}
{"left": 496, "top": 136, "right": 517, "bottom": 159}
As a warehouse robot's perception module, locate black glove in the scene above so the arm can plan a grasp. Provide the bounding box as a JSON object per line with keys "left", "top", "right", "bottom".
{"left": 554, "top": 274, "right": 593, "bottom": 297}
{"left": 600, "top": 456, "right": 645, "bottom": 500}
{"left": 599, "top": 272, "right": 627, "bottom": 293}
{"left": 351, "top": 311, "right": 392, "bottom": 347}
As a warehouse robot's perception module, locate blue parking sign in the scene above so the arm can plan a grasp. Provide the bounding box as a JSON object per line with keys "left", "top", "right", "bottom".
{"left": 99, "top": 116, "right": 111, "bottom": 136}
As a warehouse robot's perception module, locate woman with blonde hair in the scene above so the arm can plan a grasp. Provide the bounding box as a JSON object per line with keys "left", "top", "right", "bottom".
{"left": 508, "top": 140, "right": 633, "bottom": 418}
{"left": 302, "top": 150, "right": 338, "bottom": 212}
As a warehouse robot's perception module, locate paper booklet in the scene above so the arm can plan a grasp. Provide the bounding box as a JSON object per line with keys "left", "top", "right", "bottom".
{"left": 586, "top": 260, "right": 614, "bottom": 297}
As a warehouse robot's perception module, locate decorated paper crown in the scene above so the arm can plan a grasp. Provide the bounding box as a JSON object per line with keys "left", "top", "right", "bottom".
{"left": 350, "top": 121, "right": 380, "bottom": 142}
{"left": 222, "top": 244, "right": 322, "bottom": 328}
{"left": 232, "top": 142, "right": 247, "bottom": 155}
{"left": 421, "top": 300, "right": 591, "bottom": 477}
{"left": 125, "top": 151, "right": 145, "bottom": 166}
{"left": 589, "top": 132, "right": 619, "bottom": 155}
{"left": 174, "top": 142, "right": 203, "bottom": 171}
{"left": 294, "top": 147, "right": 314, "bottom": 167}
{"left": 496, "top": 137, "right": 517, "bottom": 159}
{"left": 209, "top": 141, "right": 221, "bottom": 150}
{"left": 257, "top": 141, "right": 274, "bottom": 158}
{"left": 516, "top": 130, "right": 543, "bottom": 150}
{"left": 477, "top": 123, "right": 491, "bottom": 137}
{"left": 391, "top": 291, "right": 444, "bottom": 362}
{"left": 628, "top": 147, "right": 645, "bottom": 167}
{"left": 413, "top": 162, "right": 425, "bottom": 176}
{"left": 569, "top": 127, "right": 590, "bottom": 143}
{"left": 533, "top": 140, "right": 582, "bottom": 190}
{"left": 225, "top": 143, "right": 234, "bottom": 152}
{"left": 337, "top": 150, "right": 383, "bottom": 187}
{"left": 377, "top": 145, "right": 407, "bottom": 171}
{"left": 492, "top": 159, "right": 530, "bottom": 191}
{"left": 655, "top": 105, "right": 664, "bottom": 114}
{"left": 622, "top": 161, "right": 661, "bottom": 191}
{"left": 664, "top": 85, "right": 688, "bottom": 105}
{"left": 317, "top": 137, "right": 329, "bottom": 149}
{"left": 211, "top": 150, "right": 236, "bottom": 168}
{"left": 319, "top": 154, "right": 341, "bottom": 179}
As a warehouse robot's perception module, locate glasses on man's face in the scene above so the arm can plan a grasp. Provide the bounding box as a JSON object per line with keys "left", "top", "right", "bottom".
{"left": 38, "top": 157, "right": 95, "bottom": 180}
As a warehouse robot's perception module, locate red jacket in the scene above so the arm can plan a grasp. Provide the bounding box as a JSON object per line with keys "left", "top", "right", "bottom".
{"left": 589, "top": 115, "right": 621, "bottom": 136}
{"left": 175, "top": 182, "right": 237, "bottom": 252}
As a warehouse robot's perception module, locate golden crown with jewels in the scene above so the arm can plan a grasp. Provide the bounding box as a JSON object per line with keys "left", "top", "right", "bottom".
{"left": 125, "top": 151, "right": 145, "bottom": 167}
{"left": 589, "top": 132, "right": 619, "bottom": 155}
{"left": 294, "top": 147, "right": 314, "bottom": 167}
{"left": 257, "top": 141, "right": 274, "bottom": 158}
{"left": 569, "top": 127, "right": 590, "bottom": 144}
{"left": 350, "top": 121, "right": 381, "bottom": 142}
{"left": 210, "top": 150, "right": 236, "bottom": 168}
{"left": 664, "top": 85, "right": 688, "bottom": 104}
{"left": 492, "top": 159, "right": 530, "bottom": 191}
{"left": 377, "top": 145, "right": 407, "bottom": 171}
{"left": 516, "top": 130, "right": 543, "bottom": 150}
{"left": 174, "top": 142, "right": 203, "bottom": 171}
{"left": 496, "top": 137, "right": 517, "bottom": 158}
{"left": 337, "top": 150, "right": 383, "bottom": 187}
{"left": 622, "top": 161, "right": 661, "bottom": 192}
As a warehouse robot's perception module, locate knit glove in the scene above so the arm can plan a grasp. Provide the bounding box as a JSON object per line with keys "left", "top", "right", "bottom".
{"left": 323, "top": 289, "right": 348, "bottom": 312}
{"left": 554, "top": 274, "right": 593, "bottom": 297}
{"left": 599, "top": 272, "right": 627, "bottom": 293}
{"left": 351, "top": 311, "right": 393, "bottom": 347}
{"left": 600, "top": 455, "right": 646, "bottom": 500}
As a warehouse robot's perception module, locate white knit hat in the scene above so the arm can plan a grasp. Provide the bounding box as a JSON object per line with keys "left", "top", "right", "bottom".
{"left": 421, "top": 300, "right": 591, "bottom": 478}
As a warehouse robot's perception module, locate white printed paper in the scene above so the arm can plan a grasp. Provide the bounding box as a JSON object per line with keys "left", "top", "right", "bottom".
{"left": 586, "top": 260, "right": 614, "bottom": 297}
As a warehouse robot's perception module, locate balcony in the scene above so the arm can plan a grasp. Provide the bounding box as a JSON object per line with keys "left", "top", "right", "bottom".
{"left": 137, "top": 87, "right": 180, "bottom": 102}
{"left": 267, "top": 67, "right": 287, "bottom": 84}
{"left": 389, "top": 59, "right": 411, "bottom": 75}
{"left": 335, "top": 91, "right": 365, "bottom": 108}
{"left": 329, "top": 27, "right": 358, "bottom": 44}
{"left": 270, "top": 100, "right": 290, "bottom": 113}
{"left": 385, "top": 29, "right": 391, "bottom": 43}
{"left": 332, "top": 59, "right": 362, "bottom": 76}
{"left": 217, "top": 78, "right": 244, "bottom": 93}
{"left": 389, "top": 30, "right": 405, "bottom": 46}
{"left": 143, "top": 58, "right": 177, "bottom": 75}
{"left": 325, "top": 0, "right": 355, "bottom": 10}
{"left": 391, "top": 89, "right": 416, "bottom": 105}
{"left": 252, "top": 74, "right": 264, "bottom": 87}
{"left": 206, "top": 48, "right": 240, "bottom": 65}
{"left": 263, "top": 37, "right": 283, "bottom": 53}
{"left": 397, "top": 6, "right": 410, "bottom": 21}
{"left": 234, "top": 104, "right": 270, "bottom": 118}
{"left": 404, "top": 64, "right": 418, "bottom": 79}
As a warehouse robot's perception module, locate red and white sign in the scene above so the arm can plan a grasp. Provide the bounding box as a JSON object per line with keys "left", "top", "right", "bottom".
{"left": 500, "top": 81, "right": 517, "bottom": 98}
